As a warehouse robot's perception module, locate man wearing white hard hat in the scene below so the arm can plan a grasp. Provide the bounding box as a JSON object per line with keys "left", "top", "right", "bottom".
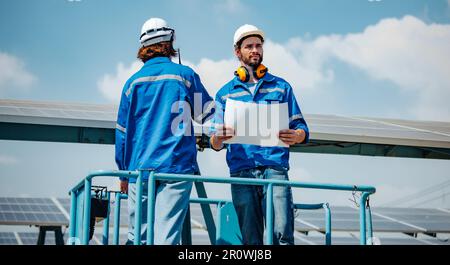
{"left": 115, "top": 17, "right": 215, "bottom": 245}
{"left": 210, "top": 24, "right": 309, "bottom": 245}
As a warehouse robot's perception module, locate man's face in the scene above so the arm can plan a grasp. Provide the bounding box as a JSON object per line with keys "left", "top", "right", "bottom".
{"left": 236, "top": 36, "right": 263, "bottom": 67}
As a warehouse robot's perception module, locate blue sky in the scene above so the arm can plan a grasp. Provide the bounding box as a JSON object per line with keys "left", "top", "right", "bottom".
{"left": 1, "top": 0, "right": 450, "bottom": 209}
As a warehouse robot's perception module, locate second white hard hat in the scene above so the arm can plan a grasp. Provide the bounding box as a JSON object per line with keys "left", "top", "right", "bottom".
{"left": 233, "top": 24, "right": 264, "bottom": 47}
{"left": 140, "top": 17, "right": 175, "bottom": 47}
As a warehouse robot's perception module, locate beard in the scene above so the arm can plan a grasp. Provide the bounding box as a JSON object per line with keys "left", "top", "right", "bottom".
{"left": 241, "top": 54, "right": 263, "bottom": 69}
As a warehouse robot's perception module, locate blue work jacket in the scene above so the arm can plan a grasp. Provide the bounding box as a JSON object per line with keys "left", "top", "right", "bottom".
{"left": 212, "top": 72, "right": 309, "bottom": 174}
{"left": 115, "top": 57, "right": 214, "bottom": 182}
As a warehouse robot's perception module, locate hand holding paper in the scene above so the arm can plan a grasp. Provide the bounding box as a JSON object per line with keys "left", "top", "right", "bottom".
{"left": 210, "top": 125, "right": 235, "bottom": 150}
{"left": 223, "top": 98, "right": 289, "bottom": 147}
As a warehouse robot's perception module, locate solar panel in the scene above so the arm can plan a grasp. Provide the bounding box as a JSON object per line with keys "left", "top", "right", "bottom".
{"left": 14, "top": 231, "right": 126, "bottom": 245}
{"left": 417, "top": 235, "right": 450, "bottom": 245}
{"left": 0, "top": 232, "right": 19, "bottom": 245}
{"left": 56, "top": 198, "right": 71, "bottom": 215}
{"left": 0, "top": 197, "right": 69, "bottom": 226}
{"left": 294, "top": 231, "right": 360, "bottom": 245}
{"left": 294, "top": 231, "right": 445, "bottom": 245}
{"left": 17, "top": 232, "right": 66, "bottom": 245}
{"left": 0, "top": 99, "right": 116, "bottom": 129}
{"left": 370, "top": 118, "right": 450, "bottom": 136}
{"left": 307, "top": 114, "right": 450, "bottom": 148}
{"left": 372, "top": 207, "right": 450, "bottom": 233}
{"left": 294, "top": 206, "right": 428, "bottom": 233}
{"left": 1, "top": 99, "right": 450, "bottom": 150}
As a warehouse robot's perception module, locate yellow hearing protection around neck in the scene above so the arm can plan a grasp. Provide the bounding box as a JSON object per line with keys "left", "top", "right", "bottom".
{"left": 234, "top": 64, "right": 268, "bottom": 82}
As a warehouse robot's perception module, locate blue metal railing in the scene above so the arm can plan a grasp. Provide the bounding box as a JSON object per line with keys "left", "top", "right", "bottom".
{"left": 68, "top": 170, "right": 376, "bottom": 245}
{"left": 294, "top": 203, "right": 332, "bottom": 245}
{"left": 113, "top": 193, "right": 128, "bottom": 245}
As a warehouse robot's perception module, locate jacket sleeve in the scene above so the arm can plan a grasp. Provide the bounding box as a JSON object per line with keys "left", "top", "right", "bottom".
{"left": 187, "top": 72, "right": 216, "bottom": 125}
{"left": 286, "top": 83, "right": 309, "bottom": 144}
{"left": 209, "top": 93, "right": 225, "bottom": 136}
{"left": 207, "top": 92, "right": 227, "bottom": 151}
{"left": 115, "top": 82, "right": 130, "bottom": 180}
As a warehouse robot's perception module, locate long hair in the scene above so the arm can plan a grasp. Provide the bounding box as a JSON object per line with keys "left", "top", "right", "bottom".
{"left": 137, "top": 41, "right": 178, "bottom": 63}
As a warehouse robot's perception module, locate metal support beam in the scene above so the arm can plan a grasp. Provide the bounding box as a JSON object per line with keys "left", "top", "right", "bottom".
{"left": 37, "top": 226, "right": 64, "bottom": 245}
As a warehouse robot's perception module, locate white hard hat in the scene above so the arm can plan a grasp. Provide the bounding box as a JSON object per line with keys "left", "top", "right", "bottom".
{"left": 140, "top": 17, "right": 175, "bottom": 47}
{"left": 233, "top": 24, "right": 264, "bottom": 47}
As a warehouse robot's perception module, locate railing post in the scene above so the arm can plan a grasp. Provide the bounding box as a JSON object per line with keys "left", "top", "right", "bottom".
{"left": 265, "top": 183, "right": 274, "bottom": 245}
{"left": 359, "top": 192, "right": 370, "bottom": 245}
{"left": 215, "top": 202, "right": 222, "bottom": 245}
{"left": 69, "top": 190, "right": 77, "bottom": 244}
{"left": 82, "top": 178, "right": 92, "bottom": 245}
{"left": 181, "top": 203, "right": 192, "bottom": 245}
{"left": 134, "top": 171, "right": 143, "bottom": 245}
{"left": 323, "top": 203, "right": 332, "bottom": 245}
{"left": 146, "top": 170, "right": 156, "bottom": 245}
{"left": 102, "top": 192, "right": 111, "bottom": 245}
{"left": 366, "top": 201, "right": 374, "bottom": 244}
{"left": 113, "top": 192, "right": 122, "bottom": 245}
{"left": 194, "top": 182, "right": 216, "bottom": 245}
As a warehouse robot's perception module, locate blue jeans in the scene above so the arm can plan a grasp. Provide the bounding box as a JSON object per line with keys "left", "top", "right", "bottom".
{"left": 231, "top": 166, "right": 294, "bottom": 245}
{"left": 126, "top": 180, "right": 192, "bottom": 245}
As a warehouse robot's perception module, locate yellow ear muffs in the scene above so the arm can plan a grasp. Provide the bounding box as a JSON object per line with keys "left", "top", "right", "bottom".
{"left": 234, "top": 66, "right": 250, "bottom": 82}
{"left": 234, "top": 64, "right": 268, "bottom": 82}
{"left": 254, "top": 64, "right": 268, "bottom": 79}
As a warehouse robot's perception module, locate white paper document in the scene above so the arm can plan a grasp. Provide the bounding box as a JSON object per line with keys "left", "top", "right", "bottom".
{"left": 223, "top": 98, "right": 289, "bottom": 147}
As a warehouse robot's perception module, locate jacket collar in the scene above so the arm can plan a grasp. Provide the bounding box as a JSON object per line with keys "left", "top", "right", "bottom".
{"left": 143, "top": 56, "right": 171, "bottom": 67}
{"left": 231, "top": 72, "right": 276, "bottom": 90}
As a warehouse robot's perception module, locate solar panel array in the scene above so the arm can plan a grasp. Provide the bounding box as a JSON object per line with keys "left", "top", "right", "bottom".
{"left": 294, "top": 205, "right": 450, "bottom": 234}
{"left": 0, "top": 99, "right": 117, "bottom": 129}
{"left": 1, "top": 197, "right": 449, "bottom": 245}
{"left": 0, "top": 197, "right": 68, "bottom": 226}
{"left": 1, "top": 99, "right": 449, "bottom": 148}
{"left": 305, "top": 114, "right": 450, "bottom": 148}
{"left": 293, "top": 231, "right": 450, "bottom": 245}
{"left": 0, "top": 231, "right": 131, "bottom": 245}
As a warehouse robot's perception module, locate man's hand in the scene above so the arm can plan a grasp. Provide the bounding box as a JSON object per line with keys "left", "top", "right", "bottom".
{"left": 120, "top": 180, "right": 129, "bottom": 194}
{"left": 278, "top": 129, "right": 306, "bottom": 146}
{"left": 210, "top": 126, "right": 235, "bottom": 150}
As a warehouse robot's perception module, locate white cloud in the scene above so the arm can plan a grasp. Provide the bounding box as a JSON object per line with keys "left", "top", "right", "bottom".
{"left": 324, "top": 16, "right": 450, "bottom": 121}
{"left": 265, "top": 39, "right": 335, "bottom": 92}
{"left": 99, "top": 16, "right": 450, "bottom": 121}
{"left": 266, "top": 16, "right": 450, "bottom": 121}
{"left": 97, "top": 61, "right": 142, "bottom": 103}
{"left": 0, "top": 154, "right": 19, "bottom": 165}
{"left": 0, "top": 52, "right": 36, "bottom": 95}
{"left": 184, "top": 58, "right": 237, "bottom": 96}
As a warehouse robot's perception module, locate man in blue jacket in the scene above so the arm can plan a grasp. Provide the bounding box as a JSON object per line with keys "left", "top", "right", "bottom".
{"left": 210, "top": 24, "right": 309, "bottom": 245}
{"left": 115, "top": 17, "right": 215, "bottom": 245}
